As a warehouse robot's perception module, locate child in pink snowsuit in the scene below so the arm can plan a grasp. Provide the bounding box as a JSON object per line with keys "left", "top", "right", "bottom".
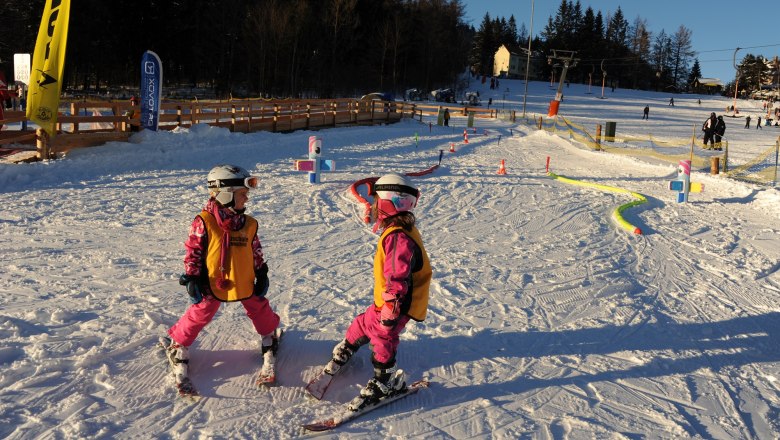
{"left": 165, "top": 165, "right": 280, "bottom": 369}
{"left": 325, "top": 173, "right": 432, "bottom": 411}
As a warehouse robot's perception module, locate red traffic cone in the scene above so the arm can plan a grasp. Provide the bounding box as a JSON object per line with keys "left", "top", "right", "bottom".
{"left": 497, "top": 159, "right": 507, "bottom": 175}
{"left": 463, "top": 129, "right": 469, "bottom": 144}
{"left": 449, "top": 142, "right": 456, "bottom": 152}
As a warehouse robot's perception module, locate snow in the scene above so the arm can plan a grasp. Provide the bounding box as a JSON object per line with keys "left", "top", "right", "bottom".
{"left": 1, "top": 79, "right": 779, "bottom": 439}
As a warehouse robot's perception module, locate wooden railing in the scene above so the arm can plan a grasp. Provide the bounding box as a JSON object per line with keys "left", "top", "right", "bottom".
{"left": 0, "top": 98, "right": 494, "bottom": 159}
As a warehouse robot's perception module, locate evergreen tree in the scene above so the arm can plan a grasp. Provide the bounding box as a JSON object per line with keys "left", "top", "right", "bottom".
{"left": 687, "top": 59, "right": 702, "bottom": 91}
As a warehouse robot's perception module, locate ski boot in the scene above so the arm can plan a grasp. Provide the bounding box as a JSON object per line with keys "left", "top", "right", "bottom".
{"left": 163, "top": 338, "right": 190, "bottom": 381}
{"left": 348, "top": 363, "right": 406, "bottom": 411}
{"left": 324, "top": 339, "right": 358, "bottom": 375}
{"left": 261, "top": 330, "right": 280, "bottom": 369}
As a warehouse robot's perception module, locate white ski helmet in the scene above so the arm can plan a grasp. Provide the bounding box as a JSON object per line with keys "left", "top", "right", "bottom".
{"left": 206, "top": 164, "right": 259, "bottom": 206}
{"left": 372, "top": 173, "right": 419, "bottom": 220}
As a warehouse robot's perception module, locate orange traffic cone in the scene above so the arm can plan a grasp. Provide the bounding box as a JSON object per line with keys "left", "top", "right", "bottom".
{"left": 497, "top": 159, "right": 507, "bottom": 175}
{"left": 463, "top": 129, "right": 469, "bottom": 144}
{"left": 449, "top": 142, "right": 456, "bottom": 152}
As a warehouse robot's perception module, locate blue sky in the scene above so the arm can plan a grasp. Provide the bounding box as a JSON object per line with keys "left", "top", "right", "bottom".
{"left": 461, "top": 0, "right": 780, "bottom": 84}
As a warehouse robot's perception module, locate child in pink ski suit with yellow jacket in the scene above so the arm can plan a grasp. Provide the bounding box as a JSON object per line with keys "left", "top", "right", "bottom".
{"left": 164, "top": 165, "right": 281, "bottom": 374}
{"left": 325, "top": 173, "right": 432, "bottom": 411}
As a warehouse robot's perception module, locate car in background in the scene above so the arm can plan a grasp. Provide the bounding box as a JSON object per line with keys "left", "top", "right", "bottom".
{"left": 464, "top": 91, "right": 481, "bottom": 106}
{"left": 404, "top": 88, "right": 424, "bottom": 101}
{"left": 430, "top": 88, "right": 454, "bottom": 103}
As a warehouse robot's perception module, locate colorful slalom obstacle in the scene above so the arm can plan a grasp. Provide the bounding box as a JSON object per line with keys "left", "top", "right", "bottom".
{"left": 497, "top": 159, "right": 507, "bottom": 175}
{"left": 349, "top": 163, "right": 439, "bottom": 224}
{"left": 546, "top": 158, "right": 647, "bottom": 235}
{"left": 293, "top": 135, "right": 335, "bottom": 184}
{"left": 668, "top": 159, "right": 704, "bottom": 203}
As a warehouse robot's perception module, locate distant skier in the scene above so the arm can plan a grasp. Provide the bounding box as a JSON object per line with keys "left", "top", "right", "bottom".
{"left": 642, "top": 105, "right": 649, "bottom": 120}
{"left": 317, "top": 173, "right": 431, "bottom": 412}
{"left": 756, "top": 116, "right": 762, "bottom": 130}
{"left": 669, "top": 97, "right": 674, "bottom": 106}
{"left": 745, "top": 115, "right": 751, "bottom": 128}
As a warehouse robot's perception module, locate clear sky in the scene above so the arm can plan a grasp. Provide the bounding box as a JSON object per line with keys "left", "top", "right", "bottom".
{"left": 460, "top": 0, "right": 780, "bottom": 84}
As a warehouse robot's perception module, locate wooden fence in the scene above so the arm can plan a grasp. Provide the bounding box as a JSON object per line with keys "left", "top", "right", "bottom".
{"left": 0, "top": 98, "right": 494, "bottom": 160}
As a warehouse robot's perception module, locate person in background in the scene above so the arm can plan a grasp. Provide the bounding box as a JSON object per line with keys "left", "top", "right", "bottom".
{"left": 642, "top": 105, "right": 649, "bottom": 120}
{"left": 669, "top": 97, "right": 674, "bottom": 106}
{"left": 17, "top": 85, "right": 26, "bottom": 111}
{"left": 745, "top": 115, "right": 751, "bottom": 129}
{"left": 714, "top": 115, "right": 726, "bottom": 151}
{"left": 125, "top": 96, "right": 141, "bottom": 132}
{"left": 701, "top": 112, "right": 717, "bottom": 150}
{"left": 756, "top": 116, "right": 762, "bottom": 130}
{"left": 443, "top": 108, "right": 450, "bottom": 126}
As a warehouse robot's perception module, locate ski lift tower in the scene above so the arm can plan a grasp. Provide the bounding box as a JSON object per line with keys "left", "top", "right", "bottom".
{"left": 547, "top": 49, "right": 579, "bottom": 116}
{"left": 732, "top": 47, "right": 741, "bottom": 116}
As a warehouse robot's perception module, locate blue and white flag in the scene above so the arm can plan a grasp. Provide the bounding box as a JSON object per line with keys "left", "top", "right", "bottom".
{"left": 140, "top": 51, "right": 163, "bottom": 131}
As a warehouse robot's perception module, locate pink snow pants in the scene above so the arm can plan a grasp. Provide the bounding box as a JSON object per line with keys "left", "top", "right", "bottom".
{"left": 168, "top": 294, "right": 280, "bottom": 347}
{"left": 345, "top": 304, "right": 411, "bottom": 364}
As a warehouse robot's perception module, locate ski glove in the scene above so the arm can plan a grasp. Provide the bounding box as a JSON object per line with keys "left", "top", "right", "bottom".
{"left": 380, "top": 300, "right": 400, "bottom": 327}
{"left": 179, "top": 274, "right": 203, "bottom": 304}
{"left": 254, "top": 263, "right": 269, "bottom": 298}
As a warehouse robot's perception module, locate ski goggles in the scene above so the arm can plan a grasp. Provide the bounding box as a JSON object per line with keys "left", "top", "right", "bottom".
{"left": 371, "top": 183, "right": 420, "bottom": 198}
{"left": 208, "top": 176, "right": 260, "bottom": 190}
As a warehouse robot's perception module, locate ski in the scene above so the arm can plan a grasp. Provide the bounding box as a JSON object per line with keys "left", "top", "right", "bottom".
{"left": 302, "top": 380, "right": 429, "bottom": 432}
{"left": 304, "top": 367, "right": 336, "bottom": 400}
{"left": 256, "top": 328, "right": 283, "bottom": 387}
{"left": 157, "top": 336, "right": 199, "bottom": 399}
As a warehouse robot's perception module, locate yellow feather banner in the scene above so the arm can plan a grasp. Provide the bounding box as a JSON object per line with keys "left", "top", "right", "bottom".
{"left": 26, "top": 0, "right": 71, "bottom": 137}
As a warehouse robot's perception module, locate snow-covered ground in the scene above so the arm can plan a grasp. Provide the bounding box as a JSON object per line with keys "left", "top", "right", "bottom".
{"left": 1, "top": 79, "right": 779, "bottom": 439}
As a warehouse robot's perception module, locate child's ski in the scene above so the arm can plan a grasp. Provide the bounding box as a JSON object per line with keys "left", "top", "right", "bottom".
{"left": 157, "top": 337, "right": 199, "bottom": 399}
{"left": 304, "top": 367, "right": 336, "bottom": 400}
{"left": 256, "top": 328, "right": 283, "bottom": 386}
{"left": 302, "top": 380, "right": 429, "bottom": 432}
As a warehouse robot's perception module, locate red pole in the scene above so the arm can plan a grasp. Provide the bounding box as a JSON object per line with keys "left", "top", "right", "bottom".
{"left": 546, "top": 156, "right": 550, "bottom": 173}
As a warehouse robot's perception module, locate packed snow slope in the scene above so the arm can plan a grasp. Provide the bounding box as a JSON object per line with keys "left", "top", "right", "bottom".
{"left": 1, "top": 80, "right": 779, "bottom": 439}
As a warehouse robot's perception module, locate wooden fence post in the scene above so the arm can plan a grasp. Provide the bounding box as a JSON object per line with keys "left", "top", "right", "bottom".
{"left": 230, "top": 104, "right": 236, "bottom": 132}
{"left": 36, "top": 128, "right": 50, "bottom": 160}
{"left": 596, "top": 124, "right": 602, "bottom": 147}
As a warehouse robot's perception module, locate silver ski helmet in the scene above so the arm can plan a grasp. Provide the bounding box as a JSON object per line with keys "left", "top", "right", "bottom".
{"left": 372, "top": 173, "right": 419, "bottom": 221}
{"left": 206, "top": 164, "right": 259, "bottom": 206}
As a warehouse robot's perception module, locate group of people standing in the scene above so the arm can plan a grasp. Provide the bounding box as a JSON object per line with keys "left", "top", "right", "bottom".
{"left": 744, "top": 115, "right": 765, "bottom": 130}
{"left": 701, "top": 112, "right": 726, "bottom": 150}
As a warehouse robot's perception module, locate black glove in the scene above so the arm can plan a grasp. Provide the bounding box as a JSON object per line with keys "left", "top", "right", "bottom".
{"left": 254, "top": 263, "right": 269, "bottom": 298}
{"left": 179, "top": 274, "right": 203, "bottom": 304}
